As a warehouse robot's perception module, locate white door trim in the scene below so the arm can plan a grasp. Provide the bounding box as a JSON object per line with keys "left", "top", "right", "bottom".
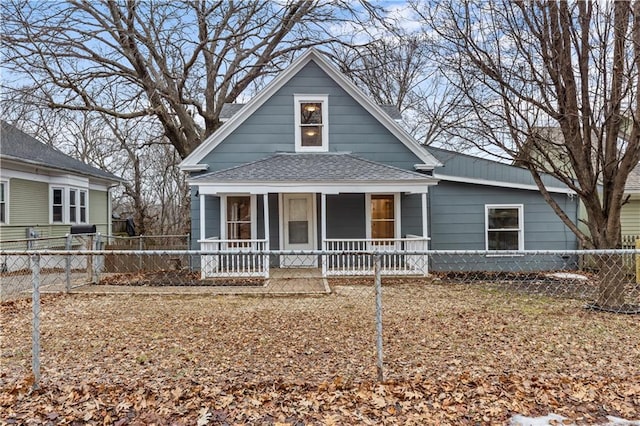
{"left": 279, "top": 193, "right": 317, "bottom": 267}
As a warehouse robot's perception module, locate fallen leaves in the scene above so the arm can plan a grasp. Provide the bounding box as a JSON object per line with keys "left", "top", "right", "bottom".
{"left": 1, "top": 282, "right": 639, "bottom": 424}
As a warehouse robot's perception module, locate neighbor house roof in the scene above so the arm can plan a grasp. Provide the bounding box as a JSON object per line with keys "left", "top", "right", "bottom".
{"left": 1, "top": 120, "right": 122, "bottom": 183}
{"left": 190, "top": 152, "right": 437, "bottom": 194}
{"left": 180, "top": 48, "right": 441, "bottom": 171}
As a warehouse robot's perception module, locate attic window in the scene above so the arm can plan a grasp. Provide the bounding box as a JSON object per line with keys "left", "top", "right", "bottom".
{"left": 294, "top": 95, "right": 328, "bottom": 152}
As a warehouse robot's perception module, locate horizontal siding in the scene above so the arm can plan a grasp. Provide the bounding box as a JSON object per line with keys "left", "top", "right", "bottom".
{"left": 401, "top": 193, "right": 424, "bottom": 237}
{"left": 621, "top": 197, "right": 640, "bottom": 236}
{"left": 429, "top": 181, "right": 579, "bottom": 251}
{"left": 89, "top": 189, "right": 108, "bottom": 226}
{"left": 8, "top": 178, "right": 48, "bottom": 225}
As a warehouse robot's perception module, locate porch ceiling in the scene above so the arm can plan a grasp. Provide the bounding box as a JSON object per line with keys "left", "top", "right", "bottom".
{"left": 190, "top": 152, "right": 438, "bottom": 194}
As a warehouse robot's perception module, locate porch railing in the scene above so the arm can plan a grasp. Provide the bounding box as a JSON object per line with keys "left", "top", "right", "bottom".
{"left": 199, "top": 238, "right": 269, "bottom": 278}
{"left": 323, "top": 237, "right": 429, "bottom": 276}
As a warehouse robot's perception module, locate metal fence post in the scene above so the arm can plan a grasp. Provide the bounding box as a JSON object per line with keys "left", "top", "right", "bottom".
{"left": 187, "top": 233, "right": 192, "bottom": 272}
{"left": 374, "top": 253, "right": 384, "bottom": 382}
{"left": 93, "top": 233, "right": 102, "bottom": 284}
{"left": 139, "top": 235, "right": 143, "bottom": 270}
{"left": 65, "top": 233, "right": 72, "bottom": 292}
{"left": 31, "top": 253, "right": 41, "bottom": 390}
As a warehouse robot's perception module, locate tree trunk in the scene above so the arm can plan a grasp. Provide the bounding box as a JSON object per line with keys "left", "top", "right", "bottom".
{"left": 596, "top": 254, "right": 627, "bottom": 309}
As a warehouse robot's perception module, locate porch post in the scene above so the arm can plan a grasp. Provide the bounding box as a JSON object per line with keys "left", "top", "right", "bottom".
{"left": 199, "top": 193, "right": 206, "bottom": 241}
{"left": 321, "top": 192, "right": 327, "bottom": 277}
{"left": 421, "top": 192, "right": 429, "bottom": 276}
{"left": 263, "top": 193, "right": 270, "bottom": 242}
{"left": 421, "top": 192, "right": 428, "bottom": 239}
{"left": 263, "top": 193, "right": 270, "bottom": 278}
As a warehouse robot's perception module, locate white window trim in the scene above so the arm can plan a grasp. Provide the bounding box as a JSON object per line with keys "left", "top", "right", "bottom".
{"left": 79, "top": 189, "right": 88, "bottom": 224}
{"left": 0, "top": 180, "right": 8, "bottom": 224}
{"left": 485, "top": 204, "right": 524, "bottom": 251}
{"left": 294, "top": 94, "right": 329, "bottom": 152}
{"left": 49, "top": 186, "right": 90, "bottom": 225}
{"left": 365, "top": 193, "right": 401, "bottom": 239}
{"left": 51, "top": 186, "right": 65, "bottom": 224}
{"left": 220, "top": 194, "right": 257, "bottom": 240}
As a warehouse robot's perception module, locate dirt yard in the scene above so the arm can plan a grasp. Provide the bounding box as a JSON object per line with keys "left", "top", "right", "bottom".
{"left": 1, "top": 281, "right": 639, "bottom": 425}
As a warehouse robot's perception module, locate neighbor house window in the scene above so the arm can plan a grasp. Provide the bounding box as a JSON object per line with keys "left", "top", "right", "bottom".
{"left": 226, "top": 196, "right": 251, "bottom": 239}
{"left": 52, "top": 188, "right": 64, "bottom": 223}
{"left": 486, "top": 205, "right": 524, "bottom": 250}
{"left": 0, "top": 181, "right": 6, "bottom": 224}
{"left": 79, "top": 190, "right": 87, "bottom": 223}
{"left": 294, "top": 94, "right": 328, "bottom": 152}
{"left": 370, "top": 194, "right": 396, "bottom": 239}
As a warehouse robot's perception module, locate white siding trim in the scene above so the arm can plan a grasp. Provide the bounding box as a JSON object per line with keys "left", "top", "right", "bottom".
{"left": 435, "top": 173, "right": 574, "bottom": 194}
{"left": 193, "top": 181, "right": 436, "bottom": 195}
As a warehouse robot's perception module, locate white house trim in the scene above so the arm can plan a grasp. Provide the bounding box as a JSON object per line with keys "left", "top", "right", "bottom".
{"left": 193, "top": 181, "right": 437, "bottom": 196}
{"left": 434, "top": 173, "right": 575, "bottom": 194}
{"left": 179, "top": 49, "right": 442, "bottom": 171}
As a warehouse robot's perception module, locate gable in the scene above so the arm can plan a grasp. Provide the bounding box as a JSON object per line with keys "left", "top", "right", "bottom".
{"left": 197, "top": 61, "right": 426, "bottom": 173}
{"left": 180, "top": 49, "right": 441, "bottom": 173}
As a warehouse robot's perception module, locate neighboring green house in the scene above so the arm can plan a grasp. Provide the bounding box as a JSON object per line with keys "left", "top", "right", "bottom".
{"left": 622, "top": 161, "right": 640, "bottom": 246}
{"left": 0, "top": 121, "right": 121, "bottom": 245}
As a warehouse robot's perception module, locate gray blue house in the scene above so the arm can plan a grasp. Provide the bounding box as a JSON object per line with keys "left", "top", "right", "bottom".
{"left": 179, "top": 49, "right": 579, "bottom": 278}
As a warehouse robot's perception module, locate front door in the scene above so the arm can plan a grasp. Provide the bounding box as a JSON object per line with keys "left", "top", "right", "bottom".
{"left": 281, "top": 193, "right": 316, "bottom": 267}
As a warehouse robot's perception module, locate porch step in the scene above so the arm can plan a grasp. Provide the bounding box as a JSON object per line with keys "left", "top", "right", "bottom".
{"left": 266, "top": 268, "right": 330, "bottom": 294}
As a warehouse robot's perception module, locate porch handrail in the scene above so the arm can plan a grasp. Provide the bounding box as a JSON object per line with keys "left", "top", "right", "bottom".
{"left": 323, "top": 237, "right": 429, "bottom": 276}
{"left": 199, "top": 238, "right": 269, "bottom": 278}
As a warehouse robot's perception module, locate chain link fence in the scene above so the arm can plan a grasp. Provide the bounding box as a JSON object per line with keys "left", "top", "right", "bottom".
{"left": 0, "top": 246, "right": 640, "bottom": 378}
{"left": 2, "top": 245, "right": 639, "bottom": 422}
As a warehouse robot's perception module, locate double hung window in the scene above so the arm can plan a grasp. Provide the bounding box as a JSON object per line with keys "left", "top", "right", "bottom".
{"left": 486, "top": 205, "right": 523, "bottom": 251}
{"left": 294, "top": 95, "right": 328, "bottom": 152}
{"left": 226, "top": 196, "right": 251, "bottom": 240}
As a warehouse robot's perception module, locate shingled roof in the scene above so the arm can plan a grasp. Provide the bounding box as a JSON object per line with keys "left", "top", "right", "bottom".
{"left": 190, "top": 152, "right": 431, "bottom": 183}
{"left": 1, "top": 120, "right": 121, "bottom": 182}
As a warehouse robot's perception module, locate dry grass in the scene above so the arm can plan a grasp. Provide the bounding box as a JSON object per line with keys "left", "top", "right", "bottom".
{"left": 1, "top": 281, "right": 639, "bottom": 425}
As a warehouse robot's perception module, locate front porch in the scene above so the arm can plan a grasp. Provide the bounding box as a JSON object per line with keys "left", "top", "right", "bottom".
{"left": 190, "top": 152, "right": 437, "bottom": 280}
{"left": 199, "top": 237, "right": 430, "bottom": 279}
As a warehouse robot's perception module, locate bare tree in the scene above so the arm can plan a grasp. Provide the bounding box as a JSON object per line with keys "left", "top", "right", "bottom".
{"left": 415, "top": 0, "right": 640, "bottom": 308}
{"left": 329, "top": 35, "right": 465, "bottom": 146}
{"left": 1, "top": 0, "right": 357, "bottom": 159}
